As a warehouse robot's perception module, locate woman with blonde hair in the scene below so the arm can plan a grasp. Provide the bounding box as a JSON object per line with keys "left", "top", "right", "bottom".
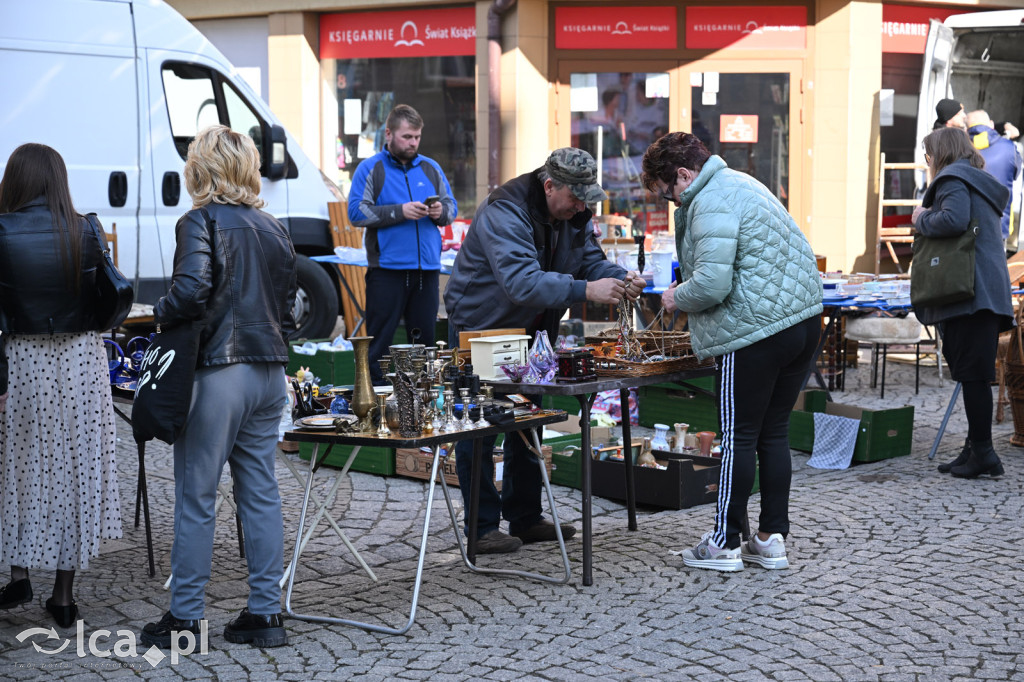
{"left": 0, "top": 143, "right": 123, "bottom": 628}
{"left": 913, "top": 127, "right": 1012, "bottom": 478}
{"left": 140, "top": 126, "right": 298, "bottom": 649}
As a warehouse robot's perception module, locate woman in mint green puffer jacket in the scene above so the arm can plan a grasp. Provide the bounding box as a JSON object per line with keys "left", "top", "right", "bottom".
{"left": 642, "top": 132, "right": 823, "bottom": 574}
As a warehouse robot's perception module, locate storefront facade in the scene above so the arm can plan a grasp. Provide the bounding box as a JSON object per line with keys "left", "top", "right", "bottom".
{"left": 171, "top": 0, "right": 1021, "bottom": 273}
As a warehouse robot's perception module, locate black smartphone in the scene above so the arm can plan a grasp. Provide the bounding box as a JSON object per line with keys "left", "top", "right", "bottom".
{"left": 424, "top": 195, "right": 440, "bottom": 206}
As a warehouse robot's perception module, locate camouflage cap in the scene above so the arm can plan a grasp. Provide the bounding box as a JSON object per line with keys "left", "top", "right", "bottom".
{"left": 545, "top": 148, "right": 608, "bottom": 204}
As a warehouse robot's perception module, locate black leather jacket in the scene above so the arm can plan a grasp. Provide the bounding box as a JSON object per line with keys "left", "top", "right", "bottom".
{"left": 0, "top": 197, "right": 107, "bottom": 336}
{"left": 153, "top": 203, "right": 297, "bottom": 367}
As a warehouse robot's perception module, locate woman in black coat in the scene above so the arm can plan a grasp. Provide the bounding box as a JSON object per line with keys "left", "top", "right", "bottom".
{"left": 912, "top": 127, "right": 1013, "bottom": 478}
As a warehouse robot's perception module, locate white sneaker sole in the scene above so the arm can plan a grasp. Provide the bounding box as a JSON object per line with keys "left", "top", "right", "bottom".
{"left": 741, "top": 552, "right": 789, "bottom": 569}
{"left": 681, "top": 553, "right": 743, "bottom": 572}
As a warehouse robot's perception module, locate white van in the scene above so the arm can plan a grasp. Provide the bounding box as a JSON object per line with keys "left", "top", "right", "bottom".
{"left": 917, "top": 9, "right": 1024, "bottom": 248}
{"left": 0, "top": 0, "right": 344, "bottom": 338}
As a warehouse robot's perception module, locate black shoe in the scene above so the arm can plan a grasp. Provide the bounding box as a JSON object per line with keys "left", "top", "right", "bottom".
{"left": 45, "top": 598, "right": 78, "bottom": 628}
{"left": 475, "top": 530, "right": 523, "bottom": 554}
{"left": 951, "top": 440, "right": 1004, "bottom": 479}
{"left": 224, "top": 608, "right": 287, "bottom": 647}
{"left": 0, "top": 579, "right": 32, "bottom": 610}
{"left": 511, "top": 519, "right": 577, "bottom": 544}
{"left": 938, "top": 438, "right": 971, "bottom": 473}
{"left": 140, "top": 611, "right": 205, "bottom": 650}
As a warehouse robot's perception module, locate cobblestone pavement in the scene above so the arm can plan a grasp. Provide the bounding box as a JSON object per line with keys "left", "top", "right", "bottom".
{"left": 1, "top": 355, "right": 1022, "bottom": 680}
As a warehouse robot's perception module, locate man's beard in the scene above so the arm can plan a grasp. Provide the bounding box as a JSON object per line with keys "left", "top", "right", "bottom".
{"left": 389, "top": 144, "right": 416, "bottom": 163}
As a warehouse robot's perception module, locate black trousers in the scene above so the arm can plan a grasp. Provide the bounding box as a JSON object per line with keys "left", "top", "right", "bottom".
{"left": 364, "top": 268, "right": 439, "bottom": 383}
{"left": 940, "top": 310, "right": 1002, "bottom": 442}
{"left": 710, "top": 315, "right": 821, "bottom": 549}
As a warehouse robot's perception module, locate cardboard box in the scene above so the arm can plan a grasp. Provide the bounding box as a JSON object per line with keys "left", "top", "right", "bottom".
{"left": 638, "top": 376, "right": 719, "bottom": 432}
{"left": 789, "top": 393, "right": 915, "bottom": 462}
{"left": 298, "top": 443, "right": 396, "bottom": 476}
{"left": 395, "top": 445, "right": 553, "bottom": 492}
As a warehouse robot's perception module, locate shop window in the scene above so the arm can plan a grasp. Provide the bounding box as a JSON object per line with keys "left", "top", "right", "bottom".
{"left": 333, "top": 56, "right": 476, "bottom": 215}
{"left": 570, "top": 72, "right": 672, "bottom": 234}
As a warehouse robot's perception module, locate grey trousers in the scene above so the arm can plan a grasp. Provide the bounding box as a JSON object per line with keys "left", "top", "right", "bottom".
{"left": 169, "top": 362, "right": 286, "bottom": 619}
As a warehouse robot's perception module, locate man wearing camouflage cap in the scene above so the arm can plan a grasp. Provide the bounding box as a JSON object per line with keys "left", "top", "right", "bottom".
{"left": 444, "top": 147, "right": 643, "bottom": 553}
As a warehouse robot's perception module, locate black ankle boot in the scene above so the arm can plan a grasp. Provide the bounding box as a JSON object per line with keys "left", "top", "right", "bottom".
{"left": 0, "top": 579, "right": 32, "bottom": 609}
{"left": 938, "top": 438, "right": 971, "bottom": 473}
{"left": 951, "top": 439, "right": 1004, "bottom": 479}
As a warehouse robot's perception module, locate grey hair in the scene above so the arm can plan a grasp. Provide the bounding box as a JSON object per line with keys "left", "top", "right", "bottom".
{"left": 537, "top": 168, "right": 566, "bottom": 189}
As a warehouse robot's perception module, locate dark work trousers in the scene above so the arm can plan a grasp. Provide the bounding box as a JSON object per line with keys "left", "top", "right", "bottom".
{"left": 446, "top": 324, "right": 544, "bottom": 537}
{"left": 710, "top": 315, "right": 821, "bottom": 550}
{"left": 365, "top": 268, "right": 439, "bottom": 383}
{"left": 940, "top": 310, "right": 1001, "bottom": 443}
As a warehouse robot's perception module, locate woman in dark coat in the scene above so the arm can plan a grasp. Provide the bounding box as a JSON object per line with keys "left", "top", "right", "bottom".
{"left": 913, "top": 127, "right": 1013, "bottom": 478}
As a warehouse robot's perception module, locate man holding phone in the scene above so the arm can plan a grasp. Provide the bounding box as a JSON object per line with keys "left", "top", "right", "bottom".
{"left": 349, "top": 104, "right": 457, "bottom": 382}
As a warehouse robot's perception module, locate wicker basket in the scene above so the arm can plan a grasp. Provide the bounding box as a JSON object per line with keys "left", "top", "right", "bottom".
{"left": 594, "top": 354, "right": 714, "bottom": 377}
{"left": 585, "top": 329, "right": 694, "bottom": 358}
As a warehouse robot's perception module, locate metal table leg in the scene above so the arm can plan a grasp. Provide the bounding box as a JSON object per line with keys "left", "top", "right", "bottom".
{"left": 284, "top": 442, "right": 444, "bottom": 635}
{"left": 619, "top": 388, "right": 638, "bottom": 532}
{"left": 444, "top": 429, "right": 570, "bottom": 584}
{"left": 277, "top": 446, "right": 376, "bottom": 587}
{"left": 928, "top": 383, "right": 962, "bottom": 461}
{"left": 577, "top": 394, "right": 597, "bottom": 586}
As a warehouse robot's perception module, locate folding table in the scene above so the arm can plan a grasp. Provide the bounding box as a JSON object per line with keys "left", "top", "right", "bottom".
{"left": 485, "top": 366, "right": 717, "bottom": 586}
{"left": 282, "top": 411, "right": 569, "bottom": 635}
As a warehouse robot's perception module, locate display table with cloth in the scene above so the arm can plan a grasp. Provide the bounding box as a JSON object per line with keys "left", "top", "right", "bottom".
{"left": 281, "top": 411, "right": 569, "bottom": 635}
{"left": 485, "top": 367, "right": 717, "bottom": 586}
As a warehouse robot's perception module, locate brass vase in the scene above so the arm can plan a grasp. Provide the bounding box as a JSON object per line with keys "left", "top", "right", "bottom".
{"left": 350, "top": 336, "right": 376, "bottom": 432}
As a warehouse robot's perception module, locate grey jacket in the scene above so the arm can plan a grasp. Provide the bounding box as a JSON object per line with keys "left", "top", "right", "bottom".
{"left": 444, "top": 168, "right": 623, "bottom": 340}
{"left": 913, "top": 159, "right": 1013, "bottom": 329}
{"left": 672, "top": 155, "right": 822, "bottom": 360}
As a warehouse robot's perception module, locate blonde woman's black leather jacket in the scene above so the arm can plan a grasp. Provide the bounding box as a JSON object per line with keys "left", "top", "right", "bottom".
{"left": 153, "top": 203, "right": 298, "bottom": 367}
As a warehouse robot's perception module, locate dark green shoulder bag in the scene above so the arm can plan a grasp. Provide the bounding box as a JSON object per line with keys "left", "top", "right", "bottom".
{"left": 910, "top": 219, "right": 977, "bottom": 308}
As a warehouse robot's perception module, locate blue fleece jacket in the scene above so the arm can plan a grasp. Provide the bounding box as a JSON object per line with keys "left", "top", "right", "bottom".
{"left": 347, "top": 148, "right": 456, "bottom": 269}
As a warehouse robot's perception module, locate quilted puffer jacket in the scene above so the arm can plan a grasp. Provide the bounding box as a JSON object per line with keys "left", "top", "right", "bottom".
{"left": 671, "top": 155, "right": 823, "bottom": 360}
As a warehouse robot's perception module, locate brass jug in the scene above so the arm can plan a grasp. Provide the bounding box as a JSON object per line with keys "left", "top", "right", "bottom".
{"left": 350, "top": 336, "right": 376, "bottom": 433}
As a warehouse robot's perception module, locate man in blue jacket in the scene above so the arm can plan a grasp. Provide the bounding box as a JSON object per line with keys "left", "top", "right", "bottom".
{"left": 349, "top": 104, "right": 457, "bottom": 382}
{"left": 444, "top": 148, "right": 644, "bottom": 553}
{"left": 967, "top": 109, "right": 1023, "bottom": 245}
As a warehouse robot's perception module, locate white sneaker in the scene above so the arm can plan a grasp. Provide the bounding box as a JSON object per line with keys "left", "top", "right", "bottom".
{"left": 741, "top": 533, "right": 789, "bottom": 569}
{"left": 680, "top": 533, "right": 743, "bottom": 572}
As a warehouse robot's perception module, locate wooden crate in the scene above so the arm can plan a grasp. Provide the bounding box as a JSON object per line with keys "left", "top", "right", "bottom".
{"left": 395, "top": 446, "right": 552, "bottom": 492}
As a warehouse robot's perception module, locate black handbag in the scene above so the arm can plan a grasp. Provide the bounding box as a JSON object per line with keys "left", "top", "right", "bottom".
{"left": 86, "top": 213, "right": 134, "bottom": 330}
{"left": 910, "top": 219, "right": 977, "bottom": 308}
{"left": 131, "top": 209, "right": 215, "bottom": 444}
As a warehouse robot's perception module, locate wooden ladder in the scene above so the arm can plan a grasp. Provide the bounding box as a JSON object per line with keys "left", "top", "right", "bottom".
{"left": 327, "top": 201, "right": 367, "bottom": 337}
{"left": 875, "top": 153, "right": 926, "bottom": 275}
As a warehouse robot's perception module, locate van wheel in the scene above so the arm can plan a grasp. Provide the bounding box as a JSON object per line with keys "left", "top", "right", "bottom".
{"left": 291, "top": 255, "right": 339, "bottom": 340}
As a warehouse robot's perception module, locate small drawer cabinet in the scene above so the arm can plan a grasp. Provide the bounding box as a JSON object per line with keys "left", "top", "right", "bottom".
{"left": 470, "top": 334, "right": 531, "bottom": 380}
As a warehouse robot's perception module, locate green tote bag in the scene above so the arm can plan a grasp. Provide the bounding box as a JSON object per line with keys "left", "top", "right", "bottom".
{"left": 910, "top": 219, "right": 977, "bottom": 308}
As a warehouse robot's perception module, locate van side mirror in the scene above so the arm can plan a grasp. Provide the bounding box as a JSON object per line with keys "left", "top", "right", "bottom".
{"left": 264, "top": 124, "right": 287, "bottom": 180}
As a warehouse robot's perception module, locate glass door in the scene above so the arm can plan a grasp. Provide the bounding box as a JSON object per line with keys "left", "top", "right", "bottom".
{"left": 558, "top": 61, "right": 678, "bottom": 236}
{"left": 678, "top": 60, "right": 804, "bottom": 223}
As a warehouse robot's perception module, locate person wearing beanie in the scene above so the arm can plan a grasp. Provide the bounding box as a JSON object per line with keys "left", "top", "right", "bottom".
{"left": 933, "top": 98, "right": 967, "bottom": 131}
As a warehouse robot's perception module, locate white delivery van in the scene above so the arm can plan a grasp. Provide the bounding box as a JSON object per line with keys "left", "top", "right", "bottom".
{"left": 0, "top": 0, "right": 344, "bottom": 338}
{"left": 917, "top": 9, "right": 1024, "bottom": 249}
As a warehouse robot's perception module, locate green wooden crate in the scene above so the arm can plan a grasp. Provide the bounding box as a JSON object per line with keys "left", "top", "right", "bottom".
{"left": 546, "top": 432, "right": 584, "bottom": 489}
{"left": 298, "top": 442, "right": 396, "bottom": 476}
{"left": 638, "top": 376, "right": 718, "bottom": 432}
{"left": 789, "top": 390, "right": 829, "bottom": 452}
{"left": 287, "top": 340, "right": 355, "bottom": 388}
{"left": 789, "top": 393, "right": 914, "bottom": 462}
